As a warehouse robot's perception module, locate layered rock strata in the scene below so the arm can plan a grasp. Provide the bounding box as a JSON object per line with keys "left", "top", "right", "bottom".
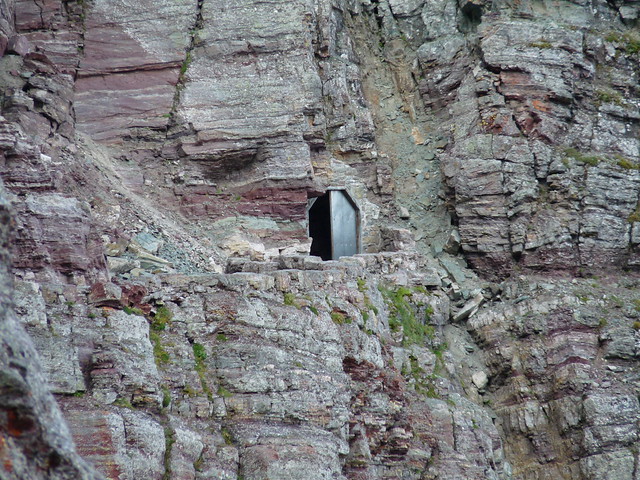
{"left": 1, "top": 0, "right": 639, "bottom": 479}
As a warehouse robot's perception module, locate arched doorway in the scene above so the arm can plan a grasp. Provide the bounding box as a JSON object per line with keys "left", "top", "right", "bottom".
{"left": 308, "top": 190, "right": 360, "bottom": 260}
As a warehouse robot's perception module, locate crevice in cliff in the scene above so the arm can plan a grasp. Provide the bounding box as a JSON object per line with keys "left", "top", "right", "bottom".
{"left": 161, "top": 424, "right": 176, "bottom": 480}
{"left": 63, "top": 0, "right": 87, "bottom": 80}
{"left": 458, "top": 2, "right": 483, "bottom": 34}
{"left": 33, "top": 0, "right": 45, "bottom": 29}
{"left": 165, "top": 0, "right": 204, "bottom": 132}
{"left": 338, "top": 4, "right": 452, "bottom": 249}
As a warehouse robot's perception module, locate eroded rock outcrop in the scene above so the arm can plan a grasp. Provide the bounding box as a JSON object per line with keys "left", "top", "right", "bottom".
{"left": 0, "top": 182, "right": 103, "bottom": 479}
{"left": 1, "top": 0, "right": 640, "bottom": 479}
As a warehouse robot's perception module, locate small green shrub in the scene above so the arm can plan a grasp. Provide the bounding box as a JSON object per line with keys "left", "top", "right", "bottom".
{"left": 217, "top": 385, "right": 233, "bottom": 398}
{"left": 628, "top": 206, "right": 640, "bottom": 223}
{"left": 617, "top": 158, "right": 637, "bottom": 169}
{"left": 180, "top": 50, "right": 192, "bottom": 75}
{"left": 123, "top": 305, "right": 144, "bottom": 316}
{"left": 331, "top": 311, "right": 352, "bottom": 325}
{"left": 183, "top": 384, "right": 198, "bottom": 397}
{"left": 163, "top": 427, "right": 176, "bottom": 480}
{"left": 406, "top": 355, "right": 440, "bottom": 398}
{"left": 193, "top": 343, "right": 207, "bottom": 363}
{"left": 216, "top": 333, "right": 228, "bottom": 342}
{"left": 379, "top": 284, "right": 435, "bottom": 346}
{"left": 606, "top": 30, "right": 640, "bottom": 54}
{"left": 151, "top": 306, "right": 173, "bottom": 331}
{"left": 633, "top": 321, "right": 640, "bottom": 331}
{"left": 113, "top": 397, "right": 134, "bottom": 409}
{"left": 605, "top": 32, "right": 621, "bottom": 43}
{"left": 283, "top": 293, "right": 300, "bottom": 309}
{"left": 596, "top": 89, "right": 624, "bottom": 106}
{"left": 614, "top": 154, "right": 638, "bottom": 170}
{"left": 221, "top": 426, "right": 234, "bottom": 445}
{"left": 161, "top": 385, "right": 171, "bottom": 408}
{"left": 309, "top": 305, "right": 319, "bottom": 316}
{"left": 150, "top": 331, "right": 170, "bottom": 365}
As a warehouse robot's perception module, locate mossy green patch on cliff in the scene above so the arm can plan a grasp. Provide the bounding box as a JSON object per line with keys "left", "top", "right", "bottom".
{"left": 161, "top": 385, "right": 171, "bottom": 408}
{"left": 628, "top": 204, "right": 640, "bottom": 223}
{"left": 403, "top": 355, "right": 440, "bottom": 398}
{"left": 216, "top": 332, "right": 229, "bottom": 342}
{"left": 162, "top": 427, "right": 176, "bottom": 480}
{"left": 331, "top": 310, "right": 352, "bottom": 325}
{"left": 217, "top": 385, "right": 233, "bottom": 398}
{"left": 123, "top": 305, "right": 144, "bottom": 316}
{"left": 150, "top": 331, "right": 170, "bottom": 366}
{"left": 528, "top": 39, "right": 553, "bottom": 49}
{"left": 563, "top": 147, "right": 600, "bottom": 167}
{"left": 283, "top": 292, "right": 300, "bottom": 309}
{"left": 605, "top": 30, "right": 640, "bottom": 54}
{"left": 379, "top": 284, "right": 435, "bottom": 346}
{"left": 595, "top": 89, "right": 625, "bottom": 107}
{"left": 113, "top": 397, "right": 134, "bottom": 409}
{"left": 180, "top": 51, "right": 192, "bottom": 76}
{"left": 151, "top": 306, "right": 173, "bottom": 331}
{"left": 614, "top": 155, "right": 638, "bottom": 170}
{"left": 192, "top": 342, "right": 212, "bottom": 399}
{"left": 193, "top": 343, "right": 206, "bottom": 363}
{"left": 221, "top": 426, "right": 234, "bottom": 445}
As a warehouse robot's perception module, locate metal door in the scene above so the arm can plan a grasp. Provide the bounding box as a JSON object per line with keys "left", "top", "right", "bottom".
{"left": 330, "top": 190, "right": 358, "bottom": 259}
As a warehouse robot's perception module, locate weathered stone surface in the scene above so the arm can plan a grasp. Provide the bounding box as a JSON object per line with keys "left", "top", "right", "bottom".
{"left": 468, "top": 275, "right": 640, "bottom": 480}
{"left": 425, "top": 3, "right": 640, "bottom": 277}
{"left": 75, "top": 0, "right": 196, "bottom": 142}
{"left": 2, "top": 1, "right": 640, "bottom": 479}
{"left": 12, "top": 193, "right": 107, "bottom": 281}
{"left": 0, "top": 178, "right": 103, "bottom": 479}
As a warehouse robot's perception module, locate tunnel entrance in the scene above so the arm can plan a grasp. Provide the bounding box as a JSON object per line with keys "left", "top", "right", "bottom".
{"left": 308, "top": 190, "right": 360, "bottom": 260}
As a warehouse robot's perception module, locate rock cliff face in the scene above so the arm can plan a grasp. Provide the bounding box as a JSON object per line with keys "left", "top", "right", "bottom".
{"left": 1, "top": 1, "right": 639, "bottom": 479}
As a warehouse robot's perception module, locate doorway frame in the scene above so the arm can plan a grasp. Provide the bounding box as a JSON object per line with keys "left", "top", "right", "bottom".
{"left": 307, "top": 188, "right": 361, "bottom": 260}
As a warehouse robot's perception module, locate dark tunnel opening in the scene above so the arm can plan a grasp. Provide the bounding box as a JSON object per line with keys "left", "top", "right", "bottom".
{"left": 309, "top": 192, "right": 332, "bottom": 261}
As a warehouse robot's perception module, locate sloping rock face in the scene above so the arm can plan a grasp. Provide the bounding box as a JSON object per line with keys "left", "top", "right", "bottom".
{"left": 468, "top": 275, "right": 640, "bottom": 480}
{"left": 416, "top": 0, "right": 640, "bottom": 276}
{"left": 0, "top": 186, "right": 102, "bottom": 479}
{"left": 1, "top": 1, "right": 640, "bottom": 480}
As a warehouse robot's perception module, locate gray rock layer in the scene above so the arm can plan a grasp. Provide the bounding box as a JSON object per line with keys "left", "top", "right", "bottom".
{"left": 1, "top": 0, "right": 639, "bottom": 479}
